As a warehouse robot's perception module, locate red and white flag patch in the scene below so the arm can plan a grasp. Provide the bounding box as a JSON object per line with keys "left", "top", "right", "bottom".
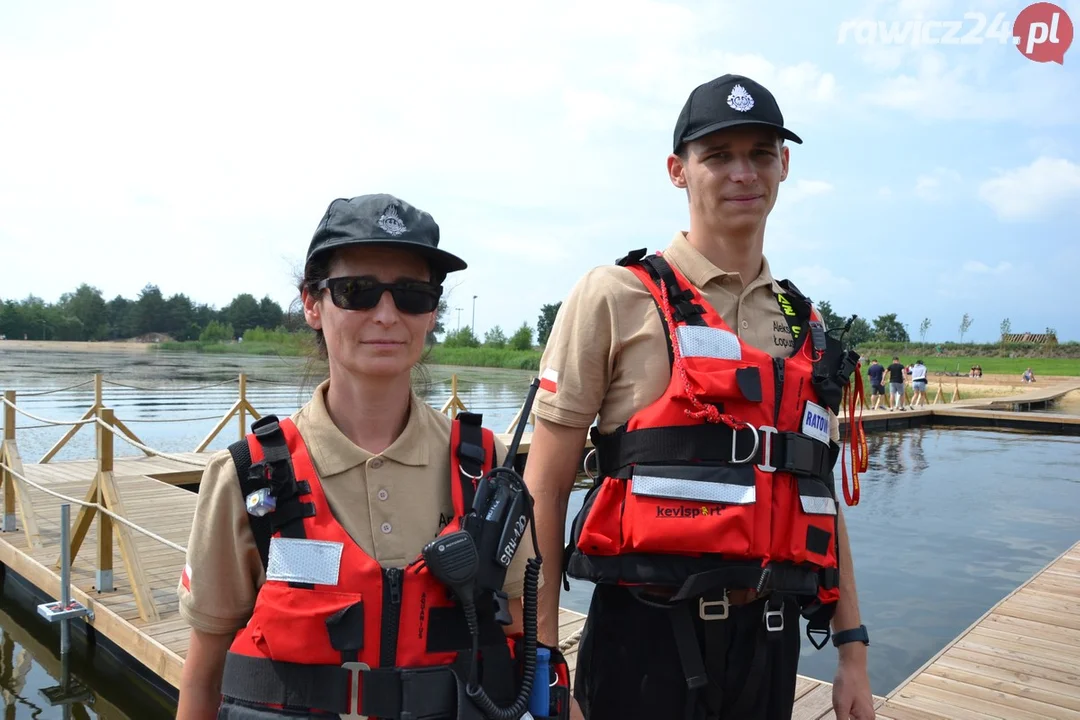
{"left": 180, "top": 563, "right": 192, "bottom": 591}
{"left": 539, "top": 368, "right": 559, "bottom": 394}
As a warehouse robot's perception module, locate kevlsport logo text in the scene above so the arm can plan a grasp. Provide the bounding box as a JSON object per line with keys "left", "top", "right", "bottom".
{"left": 837, "top": 2, "right": 1073, "bottom": 64}
{"left": 656, "top": 505, "right": 723, "bottom": 519}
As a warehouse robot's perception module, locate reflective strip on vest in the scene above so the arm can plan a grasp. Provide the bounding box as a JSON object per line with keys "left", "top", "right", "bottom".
{"left": 799, "top": 496, "right": 837, "bottom": 516}
{"left": 265, "top": 537, "right": 345, "bottom": 585}
{"left": 632, "top": 474, "right": 756, "bottom": 505}
{"left": 675, "top": 326, "right": 742, "bottom": 360}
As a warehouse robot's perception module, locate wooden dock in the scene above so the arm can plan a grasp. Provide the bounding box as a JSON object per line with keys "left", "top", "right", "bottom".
{"left": 877, "top": 539, "right": 1080, "bottom": 719}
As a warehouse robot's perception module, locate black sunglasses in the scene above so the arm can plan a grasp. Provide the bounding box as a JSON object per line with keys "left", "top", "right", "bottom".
{"left": 316, "top": 277, "right": 443, "bottom": 314}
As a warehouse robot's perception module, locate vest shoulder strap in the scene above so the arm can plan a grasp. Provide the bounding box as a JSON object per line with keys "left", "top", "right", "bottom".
{"left": 776, "top": 278, "right": 827, "bottom": 355}
{"left": 229, "top": 415, "right": 315, "bottom": 579}
{"left": 452, "top": 411, "right": 494, "bottom": 516}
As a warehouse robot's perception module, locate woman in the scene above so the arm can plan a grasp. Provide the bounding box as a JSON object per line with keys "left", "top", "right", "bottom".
{"left": 910, "top": 359, "right": 928, "bottom": 407}
{"left": 176, "top": 194, "right": 539, "bottom": 719}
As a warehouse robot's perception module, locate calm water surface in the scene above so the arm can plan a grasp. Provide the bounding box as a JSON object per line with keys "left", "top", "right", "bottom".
{"left": 1, "top": 347, "right": 1078, "bottom": 714}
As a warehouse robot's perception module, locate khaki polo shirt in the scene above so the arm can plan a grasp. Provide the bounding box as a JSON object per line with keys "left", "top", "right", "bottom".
{"left": 535, "top": 231, "right": 839, "bottom": 440}
{"left": 179, "top": 379, "right": 538, "bottom": 636}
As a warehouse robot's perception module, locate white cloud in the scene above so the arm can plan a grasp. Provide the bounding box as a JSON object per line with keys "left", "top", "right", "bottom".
{"left": 784, "top": 179, "right": 835, "bottom": 203}
{"left": 977, "top": 157, "right": 1080, "bottom": 221}
{"left": 878, "top": 186, "right": 893, "bottom": 198}
{"left": 961, "top": 260, "right": 1012, "bottom": 275}
{"left": 789, "top": 266, "right": 853, "bottom": 295}
{"left": 914, "top": 168, "right": 962, "bottom": 201}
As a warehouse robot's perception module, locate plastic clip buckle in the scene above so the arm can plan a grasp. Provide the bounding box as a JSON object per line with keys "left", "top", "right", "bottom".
{"left": 763, "top": 603, "right": 785, "bottom": 632}
{"left": 341, "top": 661, "right": 370, "bottom": 720}
{"left": 699, "top": 592, "right": 729, "bottom": 621}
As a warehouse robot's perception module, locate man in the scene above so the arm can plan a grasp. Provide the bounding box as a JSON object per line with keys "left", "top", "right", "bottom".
{"left": 867, "top": 359, "right": 886, "bottom": 410}
{"left": 886, "top": 356, "right": 906, "bottom": 411}
{"left": 524, "top": 75, "right": 874, "bottom": 720}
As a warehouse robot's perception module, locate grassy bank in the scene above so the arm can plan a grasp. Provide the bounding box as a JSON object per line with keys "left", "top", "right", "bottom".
{"left": 154, "top": 339, "right": 543, "bottom": 369}
{"left": 425, "top": 346, "right": 542, "bottom": 370}
{"left": 856, "top": 353, "right": 1080, "bottom": 377}
{"left": 155, "top": 340, "right": 311, "bottom": 356}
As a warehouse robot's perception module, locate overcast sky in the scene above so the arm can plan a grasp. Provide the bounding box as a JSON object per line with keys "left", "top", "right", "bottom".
{"left": 3, "top": 0, "right": 1078, "bottom": 343}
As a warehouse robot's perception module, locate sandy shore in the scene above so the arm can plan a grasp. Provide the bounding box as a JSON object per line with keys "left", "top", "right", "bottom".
{"left": 0, "top": 340, "right": 153, "bottom": 353}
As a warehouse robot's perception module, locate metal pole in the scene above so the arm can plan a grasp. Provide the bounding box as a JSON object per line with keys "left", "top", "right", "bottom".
{"left": 471, "top": 295, "right": 477, "bottom": 331}
{"left": 60, "top": 503, "right": 71, "bottom": 656}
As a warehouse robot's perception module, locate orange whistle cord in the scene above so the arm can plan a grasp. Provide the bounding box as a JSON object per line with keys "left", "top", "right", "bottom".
{"left": 658, "top": 278, "right": 739, "bottom": 429}
{"left": 841, "top": 365, "right": 867, "bottom": 506}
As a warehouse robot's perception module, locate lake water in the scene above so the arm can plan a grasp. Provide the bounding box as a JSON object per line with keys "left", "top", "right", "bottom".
{"left": 1, "top": 347, "right": 1079, "bottom": 715}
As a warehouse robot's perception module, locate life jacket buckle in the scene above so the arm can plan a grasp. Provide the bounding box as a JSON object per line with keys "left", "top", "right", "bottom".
{"left": 756, "top": 426, "right": 778, "bottom": 472}
{"left": 763, "top": 602, "right": 785, "bottom": 632}
{"left": 341, "top": 661, "right": 370, "bottom": 720}
{"left": 730, "top": 422, "right": 759, "bottom": 465}
{"left": 698, "top": 591, "right": 729, "bottom": 621}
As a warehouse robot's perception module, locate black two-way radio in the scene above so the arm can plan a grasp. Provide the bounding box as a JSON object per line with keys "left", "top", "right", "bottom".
{"left": 422, "top": 377, "right": 544, "bottom": 720}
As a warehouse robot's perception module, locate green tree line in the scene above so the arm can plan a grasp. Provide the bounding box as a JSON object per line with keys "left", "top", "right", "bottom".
{"left": 0, "top": 284, "right": 298, "bottom": 342}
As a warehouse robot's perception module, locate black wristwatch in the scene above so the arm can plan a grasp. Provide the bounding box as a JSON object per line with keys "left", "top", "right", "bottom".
{"left": 831, "top": 624, "right": 870, "bottom": 647}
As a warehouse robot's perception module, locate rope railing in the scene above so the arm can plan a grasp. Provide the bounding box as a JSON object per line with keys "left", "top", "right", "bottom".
{"left": 0, "top": 460, "right": 187, "bottom": 554}
{"left": 102, "top": 378, "right": 238, "bottom": 392}
{"left": 91, "top": 417, "right": 207, "bottom": 466}
{"left": 19, "top": 379, "right": 95, "bottom": 397}
{"left": 0, "top": 398, "right": 98, "bottom": 427}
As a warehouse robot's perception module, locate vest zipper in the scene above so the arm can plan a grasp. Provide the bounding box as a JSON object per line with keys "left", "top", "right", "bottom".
{"left": 380, "top": 567, "right": 403, "bottom": 667}
{"left": 773, "top": 357, "right": 785, "bottom": 424}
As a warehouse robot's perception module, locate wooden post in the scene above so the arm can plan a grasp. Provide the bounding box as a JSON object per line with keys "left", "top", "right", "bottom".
{"left": 96, "top": 408, "right": 114, "bottom": 593}
{"left": 3, "top": 391, "right": 16, "bottom": 532}
{"left": 933, "top": 382, "right": 943, "bottom": 405}
{"left": 238, "top": 373, "right": 247, "bottom": 441}
{"left": 94, "top": 372, "right": 103, "bottom": 407}
{"left": 951, "top": 380, "right": 961, "bottom": 403}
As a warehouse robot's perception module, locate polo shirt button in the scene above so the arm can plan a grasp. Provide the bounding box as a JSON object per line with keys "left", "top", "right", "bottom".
{"left": 741, "top": 320, "right": 749, "bottom": 329}
{"left": 377, "top": 488, "right": 389, "bottom": 501}
{"left": 722, "top": 277, "right": 731, "bottom": 284}
{"left": 380, "top": 522, "right": 392, "bottom": 534}
{"left": 370, "top": 458, "right": 384, "bottom": 469}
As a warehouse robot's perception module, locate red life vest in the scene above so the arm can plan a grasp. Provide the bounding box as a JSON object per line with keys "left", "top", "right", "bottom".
{"left": 566, "top": 251, "right": 843, "bottom": 640}
{"left": 218, "top": 412, "right": 522, "bottom": 718}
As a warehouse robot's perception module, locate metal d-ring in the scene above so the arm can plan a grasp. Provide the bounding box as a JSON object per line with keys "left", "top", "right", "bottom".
{"left": 730, "top": 422, "right": 759, "bottom": 465}
{"left": 583, "top": 448, "right": 598, "bottom": 480}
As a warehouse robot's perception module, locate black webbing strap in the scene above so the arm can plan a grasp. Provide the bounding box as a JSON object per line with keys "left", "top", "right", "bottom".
{"left": 669, "top": 604, "right": 708, "bottom": 720}
{"left": 221, "top": 653, "right": 462, "bottom": 719}
{"left": 245, "top": 416, "right": 316, "bottom": 588}
{"left": 593, "top": 425, "right": 832, "bottom": 481}
{"left": 455, "top": 412, "right": 486, "bottom": 511}
{"left": 640, "top": 254, "right": 707, "bottom": 326}
{"left": 667, "top": 564, "right": 820, "bottom": 604}
{"left": 228, "top": 438, "right": 272, "bottom": 571}
{"left": 775, "top": 279, "right": 813, "bottom": 353}
{"left": 221, "top": 653, "right": 351, "bottom": 714}
{"left": 718, "top": 605, "right": 772, "bottom": 719}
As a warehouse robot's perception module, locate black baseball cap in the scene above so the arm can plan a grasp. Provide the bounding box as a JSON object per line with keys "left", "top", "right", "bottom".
{"left": 673, "top": 74, "right": 802, "bottom": 153}
{"left": 306, "top": 194, "right": 467, "bottom": 277}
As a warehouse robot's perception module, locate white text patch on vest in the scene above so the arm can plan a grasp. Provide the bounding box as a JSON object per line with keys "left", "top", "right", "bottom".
{"left": 266, "top": 537, "right": 344, "bottom": 586}
{"left": 801, "top": 401, "right": 831, "bottom": 445}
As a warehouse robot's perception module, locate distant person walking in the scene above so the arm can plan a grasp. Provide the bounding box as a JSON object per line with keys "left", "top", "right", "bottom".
{"left": 910, "top": 359, "right": 928, "bottom": 407}
{"left": 868, "top": 359, "right": 886, "bottom": 410}
{"left": 887, "top": 356, "right": 907, "bottom": 411}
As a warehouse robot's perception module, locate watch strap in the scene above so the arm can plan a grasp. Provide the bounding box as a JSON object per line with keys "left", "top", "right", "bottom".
{"left": 831, "top": 624, "right": 869, "bottom": 647}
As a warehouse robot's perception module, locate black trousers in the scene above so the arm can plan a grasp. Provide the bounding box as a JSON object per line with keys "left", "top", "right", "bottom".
{"left": 573, "top": 585, "right": 802, "bottom": 720}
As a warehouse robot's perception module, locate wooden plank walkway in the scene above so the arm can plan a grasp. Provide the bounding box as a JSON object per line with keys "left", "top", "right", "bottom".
{"left": 557, "top": 607, "right": 887, "bottom": 719}
{"left": 985, "top": 380, "right": 1080, "bottom": 411}
{"left": 878, "top": 540, "right": 1080, "bottom": 720}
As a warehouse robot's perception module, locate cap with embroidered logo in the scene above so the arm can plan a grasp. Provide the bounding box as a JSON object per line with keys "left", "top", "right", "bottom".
{"left": 673, "top": 74, "right": 802, "bottom": 153}
{"left": 306, "top": 194, "right": 467, "bottom": 276}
